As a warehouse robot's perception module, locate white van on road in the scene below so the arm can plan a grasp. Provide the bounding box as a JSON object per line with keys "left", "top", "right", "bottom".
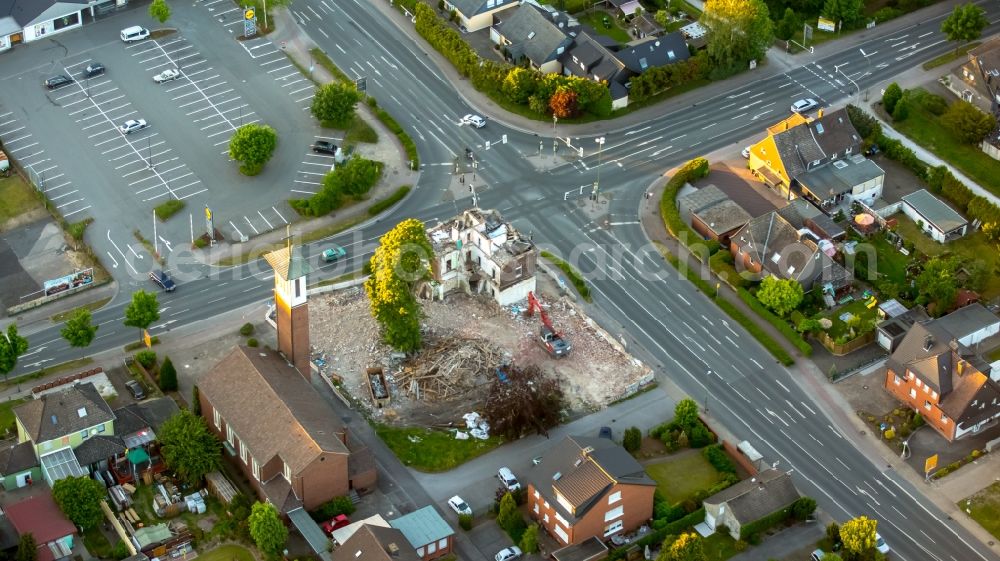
{"left": 120, "top": 26, "right": 149, "bottom": 42}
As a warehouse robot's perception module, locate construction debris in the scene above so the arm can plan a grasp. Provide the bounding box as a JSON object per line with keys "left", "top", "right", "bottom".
{"left": 395, "top": 337, "right": 504, "bottom": 401}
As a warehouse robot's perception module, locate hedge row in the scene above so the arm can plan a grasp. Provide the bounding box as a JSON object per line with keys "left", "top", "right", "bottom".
{"left": 702, "top": 444, "right": 737, "bottom": 474}
{"left": 737, "top": 288, "right": 812, "bottom": 356}
{"left": 607, "top": 509, "right": 706, "bottom": 561}
{"left": 659, "top": 157, "right": 720, "bottom": 261}
{"left": 373, "top": 106, "right": 419, "bottom": 168}
{"left": 540, "top": 251, "right": 593, "bottom": 302}
{"left": 739, "top": 505, "right": 792, "bottom": 540}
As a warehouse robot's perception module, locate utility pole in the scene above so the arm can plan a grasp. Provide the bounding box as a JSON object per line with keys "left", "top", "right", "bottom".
{"left": 153, "top": 209, "right": 158, "bottom": 257}
{"left": 592, "top": 136, "right": 605, "bottom": 202}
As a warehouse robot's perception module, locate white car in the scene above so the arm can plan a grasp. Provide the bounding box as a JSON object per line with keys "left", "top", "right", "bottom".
{"left": 447, "top": 496, "right": 472, "bottom": 516}
{"left": 495, "top": 546, "right": 522, "bottom": 561}
{"left": 153, "top": 68, "right": 180, "bottom": 83}
{"left": 790, "top": 98, "right": 819, "bottom": 114}
{"left": 461, "top": 114, "right": 486, "bottom": 128}
{"left": 741, "top": 146, "right": 751, "bottom": 159}
{"left": 497, "top": 466, "right": 520, "bottom": 491}
{"left": 119, "top": 119, "right": 148, "bottom": 134}
{"left": 875, "top": 533, "right": 890, "bottom": 554}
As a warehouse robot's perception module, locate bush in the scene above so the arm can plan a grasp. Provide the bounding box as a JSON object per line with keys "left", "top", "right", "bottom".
{"left": 135, "top": 350, "right": 157, "bottom": 369}
{"left": 247, "top": 338, "right": 259, "bottom": 347}
{"left": 154, "top": 199, "right": 185, "bottom": 221}
{"left": 623, "top": 427, "right": 642, "bottom": 453}
{"left": 791, "top": 497, "right": 817, "bottom": 520}
{"left": 239, "top": 323, "right": 255, "bottom": 336}
{"left": 228, "top": 123, "right": 278, "bottom": 176}
{"left": 112, "top": 541, "right": 131, "bottom": 560}
{"left": 67, "top": 219, "right": 92, "bottom": 241}
{"left": 659, "top": 157, "right": 717, "bottom": 262}
{"left": 368, "top": 186, "right": 411, "bottom": 216}
{"left": 159, "top": 356, "right": 178, "bottom": 392}
{"left": 608, "top": 510, "right": 705, "bottom": 561}
{"left": 883, "top": 82, "right": 903, "bottom": 114}
{"left": 519, "top": 525, "right": 539, "bottom": 554}
{"left": 309, "top": 496, "right": 356, "bottom": 522}
{"left": 921, "top": 93, "right": 949, "bottom": 116}
{"left": 738, "top": 288, "right": 812, "bottom": 356}
{"left": 702, "top": 445, "right": 737, "bottom": 474}
{"left": 192, "top": 385, "right": 201, "bottom": 416}
{"left": 873, "top": 6, "right": 902, "bottom": 22}
{"left": 458, "top": 514, "right": 473, "bottom": 531}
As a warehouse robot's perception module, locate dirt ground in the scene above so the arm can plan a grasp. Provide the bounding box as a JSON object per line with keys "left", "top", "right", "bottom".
{"left": 309, "top": 281, "right": 653, "bottom": 426}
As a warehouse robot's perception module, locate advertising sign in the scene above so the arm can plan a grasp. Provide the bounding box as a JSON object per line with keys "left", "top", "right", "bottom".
{"left": 817, "top": 17, "right": 836, "bottom": 32}
{"left": 43, "top": 268, "right": 94, "bottom": 296}
{"left": 925, "top": 454, "right": 938, "bottom": 474}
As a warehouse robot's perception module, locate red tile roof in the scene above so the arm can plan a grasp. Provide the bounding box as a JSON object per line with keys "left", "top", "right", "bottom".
{"left": 5, "top": 493, "right": 76, "bottom": 545}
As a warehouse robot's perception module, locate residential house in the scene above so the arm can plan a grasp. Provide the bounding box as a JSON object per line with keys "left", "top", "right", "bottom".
{"left": 884, "top": 320, "right": 1000, "bottom": 441}
{"left": 677, "top": 185, "right": 752, "bottom": 246}
{"left": 0, "top": 0, "right": 93, "bottom": 52}
{"left": 605, "top": 0, "right": 641, "bottom": 19}
{"left": 389, "top": 506, "right": 455, "bottom": 560}
{"left": 332, "top": 525, "right": 421, "bottom": 561}
{"left": 748, "top": 109, "right": 863, "bottom": 201}
{"left": 730, "top": 200, "right": 852, "bottom": 294}
{"left": 492, "top": 2, "right": 574, "bottom": 74}
{"left": 702, "top": 469, "right": 801, "bottom": 541}
{"left": 877, "top": 304, "right": 930, "bottom": 352}
{"left": 900, "top": 189, "right": 968, "bottom": 243}
{"left": 13, "top": 381, "right": 114, "bottom": 484}
{"left": 332, "top": 515, "right": 392, "bottom": 546}
{"left": 5, "top": 492, "right": 76, "bottom": 561}
{"left": 560, "top": 32, "right": 627, "bottom": 108}
{"left": 796, "top": 154, "right": 885, "bottom": 210}
{"left": 425, "top": 208, "right": 537, "bottom": 306}
{"left": 630, "top": 12, "right": 663, "bottom": 39}
{"left": 945, "top": 38, "right": 1000, "bottom": 114}
{"left": 525, "top": 436, "right": 656, "bottom": 545}
{"left": 443, "top": 0, "right": 518, "bottom": 33}
{"left": 615, "top": 33, "right": 690, "bottom": 75}
{"left": 198, "top": 346, "right": 377, "bottom": 514}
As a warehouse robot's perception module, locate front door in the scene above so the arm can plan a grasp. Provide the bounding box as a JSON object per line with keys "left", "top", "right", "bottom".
{"left": 16, "top": 472, "right": 31, "bottom": 488}
{"left": 9, "top": 33, "right": 22, "bottom": 45}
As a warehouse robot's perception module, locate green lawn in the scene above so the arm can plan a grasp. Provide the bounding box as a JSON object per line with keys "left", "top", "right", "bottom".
{"left": 702, "top": 532, "right": 741, "bottom": 559}
{"left": 82, "top": 527, "right": 115, "bottom": 559}
{"left": 577, "top": 11, "right": 631, "bottom": 44}
{"left": 923, "top": 42, "right": 980, "bottom": 70}
{"left": 645, "top": 452, "right": 724, "bottom": 505}
{"left": 890, "top": 88, "right": 1000, "bottom": 198}
{"left": 894, "top": 215, "right": 1000, "bottom": 300}
{"left": 0, "top": 175, "right": 41, "bottom": 228}
{"left": 962, "top": 481, "right": 1000, "bottom": 541}
{"left": 375, "top": 425, "right": 502, "bottom": 472}
{"left": 817, "top": 299, "right": 878, "bottom": 341}
{"left": 536, "top": 0, "right": 592, "bottom": 14}
{"left": 893, "top": 215, "right": 945, "bottom": 257}
{"left": 852, "top": 233, "right": 909, "bottom": 286}
{"left": 51, "top": 296, "right": 112, "bottom": 322}
{"left": 0, "top": 398, "right": 28, "bottom": 437}
{"left": 197, "top": 545, "right": 255, "bottom": 561}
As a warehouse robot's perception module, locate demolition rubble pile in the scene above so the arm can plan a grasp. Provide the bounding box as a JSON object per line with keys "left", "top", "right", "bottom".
{"left": 396, "top": 337, "right": 505, "bottom": 401}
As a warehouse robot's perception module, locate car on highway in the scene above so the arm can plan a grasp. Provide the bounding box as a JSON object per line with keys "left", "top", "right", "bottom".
{"left": 125, "top": 380, "right": 146, "bottom": 400}
{"left": 461, "top": 114, "right": 486, "bottom": 128}
{"left": 84, "top": 63, "right": 105, "bottom": 78}
{"left": 497, "top": 466, "right": 520, "bottom": 491}
{"left": 447, "top": 495, "right": 472, "bottom": 516}
{"left": 495, "top": 546, "right": 522, "bottom": 561}
{"left": 312, "top": 140, "right": 338, "bottom": 155}
{"left": 120, "top": 119, "right": 148, "bottom": 134}
{"left": 875, "top": 533, "right": 890, "bottom": 554}
{"left": 790, "top": 98, "right": 819, "bottom": 114}
{"left": 153, "top": 68, "right": 180, "bottom": 83}
{"left": 322, "top": 245, "right": 347, "bottom": 263}
{"left": 149, "top": 269, "right": 176, "bottom": 292}
{"left": 44, "top": 75, "right": 73, "bottom": 89}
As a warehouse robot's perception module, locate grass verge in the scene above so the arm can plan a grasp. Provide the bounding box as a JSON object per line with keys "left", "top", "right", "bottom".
{"left": 368, "top": 186, "right": 410, "bottom": 216}
{"left": 124, "top": 336, "right": 160, "bottom": 352}
{"left": 737, "top": 288, "right": 812, "bottom": 356}
{"left": 310, "top": 47, "right": 352, "bottom": 83}
{"left": 540, "top": 250, "right": 592, "bottom": 302}
{"left": 311, "top": 269, "right": 365, "bottom": 288}
{"left": 923, "top": 42, "right": 980, "bottom": 70}
{"left": 962, "top": 481, "right": 1000, "bottom": 541}
{"left": 0, "top": 175, "right": 42, "bottom": 227}
{"left": 656, "top": 243, "right": 794, "bottom": 366}
{"left": 50, "top": 296, "right": 112, "bottom": 322}
{"left": 372, "top": 105, "right": 419, "bottom": 167}
{"left": 375, "top": 424, "right": 502, "bottom": 472}
{"left": 133, "top": 230, "right": 166, "bottom": 266}
{"left": 344, "top": 114, "right": 379, "bottom": 145}
{"left": 154, "top": 199, "right": 185, "bottom": 221}
{"left": 645, "top": 453, "right": 724, "bottom": 505}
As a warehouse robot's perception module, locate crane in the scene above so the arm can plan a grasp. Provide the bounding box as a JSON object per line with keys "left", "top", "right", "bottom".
{"left": 526, "top": 291, "right": 571, "bottom": 358}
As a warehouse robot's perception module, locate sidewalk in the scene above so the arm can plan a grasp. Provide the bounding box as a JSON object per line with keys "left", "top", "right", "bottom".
{"left": 0, "top": 281, "right": 119, "bottom": 336}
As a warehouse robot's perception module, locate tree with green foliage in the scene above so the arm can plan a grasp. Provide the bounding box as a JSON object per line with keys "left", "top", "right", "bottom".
{"left": 16, "top": 533, "right": 36, "bottom": 561}
{"left": 943, "top": 100, "right": 997, "bottom": 144}
{"left": 882, "top": 83, "right": 903, "bottom": 115}
{"left": 915, "top": 257, "right": 960, "bottom": 315}
{"left": 821, "top": 0, "right": 864, "bottom": 29}
{"left": 623, "top": 427, "right": 642, "bottom": 452}
{"left": 149, "top": 0, "right": 171, "bottom": 23}
{"left": 61, "top": 309, "right": 98, "bottom": 349}
{"left": 158, "top": 410, "right": 222, "bottom": 484}
{"left": 519, "top": 524, "right": 539, "bottom": 554}
{"left": 0, "top": 324, "right": 29, "bottom": 381}
{"left": 659, "top": 532, "right": 706, "bottom": 561}
{"left": 821, "top": 554, "right": 843, "bottom": 561}
{"left": 52, "top": 476, "right": 106, "bottom": 529}
{"left": 311, "top": 82, "right": 362, "bottom": 127}
{"left": 839, "top": 516, "right": 878, "bottom": 557}
{"left": 497, "top": 493, "right": 520, "bottom": 534}
{"left": 674, "top": 398, "right": 700, "bottom": 428}
{"left": 757, "top": 276, "right": 804, "bottom": 317}
{"left": 248, "top": 502, "right": 289, "bottom": 557}
{"left": 791, "top": 497, "right": 817, "bottom": 520}
{"left": 228, "top": 123, "right": 278, "bottom": 176}
{"left": 364, "top": 219, "right": 433, "bottom": 351}
{"left": 775, "top": 8, "right": 799, "bottom": 41}
{"left": 941, "top": 3, "right": 988, "bottom": 53}
{"left": 159, "top": 356, "right": 178, "bottom": 391}
{"left": 702, "top": 0, "right": 773, "bottom": 71}
{"left": 654, "top": 9, "right": 670, "bottom": 29}
{"left": 502, "top": 67, "right": 538, "bottom": 105}
{"left": 891, "top": 96, "right": 910, "bottom": 121}
{"left": 123, "top": 290, "right": 160, "bottom": 342}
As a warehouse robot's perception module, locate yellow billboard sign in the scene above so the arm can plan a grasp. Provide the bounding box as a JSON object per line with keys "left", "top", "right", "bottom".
{"left": 925, "top": 454, "right": 938, "bottom": 474}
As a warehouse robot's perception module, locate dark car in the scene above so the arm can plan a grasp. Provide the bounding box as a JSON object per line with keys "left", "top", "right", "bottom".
{"left": 599, "top": 426, "right": 613, "bottom": 440}
{"left": 125, "top": 380, "right": 146, "bottom": 400}
{"left": 83, "top": 63, "right": 105, "bottom": 78}
{"left": 44, "top": 75, "right": 73, "bottom": 89}
{"left": 149, "top": 269, "right": 176, "bottom": 292}
{"left": 312, "top": 140, "right": 338, "bottom": 155}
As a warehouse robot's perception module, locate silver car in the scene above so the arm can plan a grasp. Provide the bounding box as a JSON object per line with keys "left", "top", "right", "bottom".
{"left": 119, "top": 119, "right": 148, "bottom": 134}
{"left": 790, "top": 98, "right": 819, "bottom": 114}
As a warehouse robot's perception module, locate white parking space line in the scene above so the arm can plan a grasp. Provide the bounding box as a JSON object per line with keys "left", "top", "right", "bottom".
{"left": 244, "top": 217, "right": 260, "bottom": 235}
{"left": 272, "top": 207, "right": 288, "bottom": 224}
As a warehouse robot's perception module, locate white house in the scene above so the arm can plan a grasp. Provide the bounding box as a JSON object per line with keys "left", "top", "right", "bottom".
{"left": 0, "top": 0, "right": 100, "bottom": 52}
{"left": 901, "top": 189, "right": 968, "bottom": 243}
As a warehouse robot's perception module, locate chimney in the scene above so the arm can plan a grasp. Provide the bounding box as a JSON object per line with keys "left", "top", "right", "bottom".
{"left": 949, "top": 338, "right": 959, "bottom": 352}
{"left": 387, "top": 543, "right": 400, "bottom": 557}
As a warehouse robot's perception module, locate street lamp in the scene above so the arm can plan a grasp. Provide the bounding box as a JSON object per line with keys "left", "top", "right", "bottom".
{"left": 592, "top": 136, "right": 605, "bottom": 201}
{"left": 833, "top": 63, "right": 859, "bottom": 104}
{"left": 859, "top": 48, "right": 876, "bottom": 102}
{"left": 552, "top": 114, "right": 558, "bottom": 132}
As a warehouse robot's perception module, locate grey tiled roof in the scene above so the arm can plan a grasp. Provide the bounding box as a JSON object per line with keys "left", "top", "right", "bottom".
{"left": 73, "top": 435, "right": 125, "bottom": 467}
{"left": 704, "top": 469, "right": 800, "bottom": 525}
{"left": 495, "top": 4, "right": 571, "bottom": 67}
{"left": 615, "top": 32, "right": 690, "bottom": 74}
{"left": 562, "top": 33, "right": 624, "bottom": 82}
{"left": 797, "top": 156, "right": 884, "bottom": 198}
{"left": 14, "top": 382, "right": 115, "bottom": 444}
{"left": 693, "top": 200, "right": 752, "bottom": 236}
{"left": 902, "top": 189, "right": 968, "bottom": 234}
{"left": 0, "top": 441, "right": 38, "bottom": 474}
{"left": 934, "top": 303, "right": 1000, "bottom": 344}
{"left": 772, "top": 108, "right": 861, "bottom": 180}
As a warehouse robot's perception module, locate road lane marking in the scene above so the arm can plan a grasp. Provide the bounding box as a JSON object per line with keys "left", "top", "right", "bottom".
{"left": 774, "top": 379, "right": 790, "bottom": 392}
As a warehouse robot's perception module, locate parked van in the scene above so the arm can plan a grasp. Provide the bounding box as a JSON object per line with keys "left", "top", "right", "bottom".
{"left": 120, "top": 26, "right": 149, "bottom": 42}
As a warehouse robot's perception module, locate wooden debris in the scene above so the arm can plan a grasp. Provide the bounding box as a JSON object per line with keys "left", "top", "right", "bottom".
{"left": 395, "top": 337, "right": 502, "bottom": 401}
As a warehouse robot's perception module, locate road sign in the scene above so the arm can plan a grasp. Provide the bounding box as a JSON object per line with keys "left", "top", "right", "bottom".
{"left": 205, "top": 206, "right": 214, "bottom": 240}
{"left": 244, "top": 15, "right": 257, "bottom": 37}
{"left": 925, "top": 454, "right": 938, "bottom": 474}
{"left": 485, "top": 141, "right": 491, "bottom": 150}
{"left": 143, "top": 329, "right": 152, "bottom": 348}
{"left": 502, "top": 134, "right": 507, "bottom": 144}
{"left": 355, "top": 77, "right": 367, "bottom": 93}
{"left": 244, "top": 8, "right": 255, "bottom": 19}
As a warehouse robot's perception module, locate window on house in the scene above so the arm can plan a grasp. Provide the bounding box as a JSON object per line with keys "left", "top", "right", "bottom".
{"left": 893, "top": 374, "right": 901, "bottom": 385}
{"left": 446, "top": 259, "right": 453, "bottom": 272}
{"left": 514, "top": 264, "right": 523, "bottom": 277}
{"left": 941, "top": 414, "right": 949, "bottom": 424}
{"left": 608, "top": 491, "right": 621, "bottom": 505}
{"left": 909, "top": 388, "right": 917, "bottom": 399}
{"left": 227, "top": 426, "right": 235, "bottom": 446}
{"left": 555, "top": 512, "right": 569, "bottom": 528}
{"left": 604, "top": 520, "right": 624, "bottom": 537}
{"left": 534, "top": 490, "right": 540, "bottom": 499}
{"left": 80, "top": 430, "right": 88, "bottom": 440}
{"left": 252, "top": 459, "right": 260, "bottom": 480}
{"left": 924, "top": 385, "right": 930, "bottom": 394}
{"left": 240, "top": 443, "right": 248, "bottom": 464}
{"left": 533, "top": 504, "right": 539, "bottom": 513}
{"left": 417, "top": 548, "right": 425, "bottom": 557}
{"left": 283, "top": 462, "right": 292, "bottom": 482}
{"left": 543, "top": 513, "right": 550, "bottom": 522}
{"left": 924, "top": 400, "right": 932, "bottom": 411}
{"left": 916, "top": 379, "right": 922, "bottom": 387}
{"left": 605, "top": 505, "right": 624, "bottom": 522}
{"left": 427, "top": 543, "right": 437, "bottom": 555}
{"left": 438, "top": 538, "right": 448, "bottom": 549}
{"left": 97, "top": 425, "right": 105, "bottom": 434}
{"left": 295, "top": 278, "right": 301, "bottom": 298}
{"left": 932, "top": 391, "right": 938, "bottom": 399}
{"left": 213, "top": 409, "right": 221, "bottom": 429}
{"left": 554, "top": 525, "right": 568, "bottom": 542}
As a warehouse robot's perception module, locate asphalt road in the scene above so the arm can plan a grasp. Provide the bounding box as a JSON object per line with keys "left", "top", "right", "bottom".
{"left": 9, "top": 1, "right": 1000, "bottom": 560}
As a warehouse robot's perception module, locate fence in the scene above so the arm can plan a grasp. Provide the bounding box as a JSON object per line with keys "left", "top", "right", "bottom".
{"left": 815, "top": 331, "right": 875, "bottom": 355}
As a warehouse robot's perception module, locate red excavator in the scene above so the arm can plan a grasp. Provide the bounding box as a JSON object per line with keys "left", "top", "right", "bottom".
{"left": 526, "top": 291, "right": 572, "bottom": 358}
